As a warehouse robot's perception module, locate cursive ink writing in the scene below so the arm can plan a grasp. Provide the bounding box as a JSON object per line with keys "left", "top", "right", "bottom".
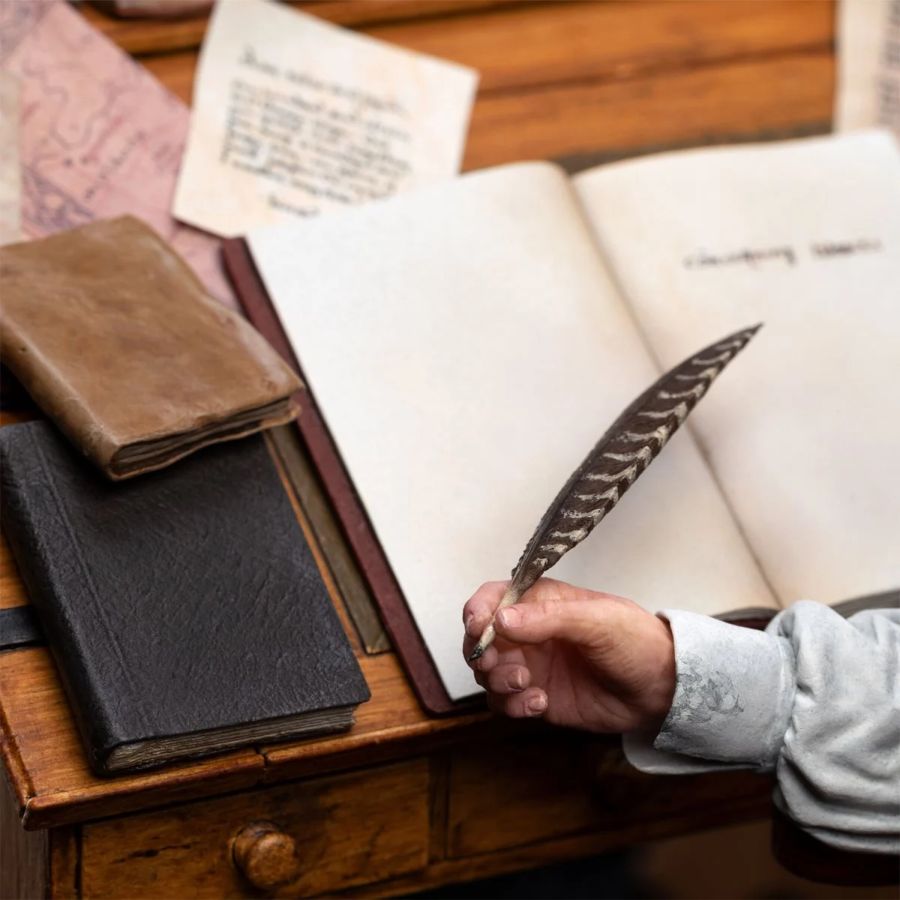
{"left": 811, "top": 238, "right": 883, "bottom": 257}
{"left": 221, "top": 46, "right": 416, "bottom": 215}
{"left": 684, "top": 247, "right": 796, "bottom": 270}
{"left": 683, "top": 239, "right": 883, "bottom": 272}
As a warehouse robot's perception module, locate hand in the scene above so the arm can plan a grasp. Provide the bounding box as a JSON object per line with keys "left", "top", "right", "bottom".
{"left": 462, "top": 578, "right": 676, "bottom": 733}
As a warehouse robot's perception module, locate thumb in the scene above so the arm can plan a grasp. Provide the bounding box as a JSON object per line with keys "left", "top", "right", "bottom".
{"left": 494, "top": 597, "right": 610, "bottom": 648}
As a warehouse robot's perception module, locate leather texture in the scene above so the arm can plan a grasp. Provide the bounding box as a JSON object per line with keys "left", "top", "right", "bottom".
{"left": 223, "top": 238, "right": 479, "bottom": 717}
{"left": 0, "top": 421, "right": 369, "bottom": 775}
{"left": 0, "top": 606, "right": 43, "bottom": 650}
{"left": 0, "top": 216, "right": 301, "bottom": 479}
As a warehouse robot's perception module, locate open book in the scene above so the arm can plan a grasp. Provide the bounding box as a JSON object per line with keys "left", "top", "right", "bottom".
{"left": 226, "top": 130, "right": 900, "bottom": 709}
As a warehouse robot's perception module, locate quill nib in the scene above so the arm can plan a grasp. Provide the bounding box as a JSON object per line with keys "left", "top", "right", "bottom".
{"left": 468, "top": 585, "right": 521, "bottom": 661}
{"left": 466, "top": 323, "right": 761, "bottom": 666}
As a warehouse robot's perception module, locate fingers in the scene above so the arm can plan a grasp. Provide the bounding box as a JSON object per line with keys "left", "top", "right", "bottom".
{"left": 463, "top": 581, "right": 507, "bottom": 635}
{"left": 463, "top": 581, "right": 518, "bottom": 663}
{"left": 493, "top": 595, "right": 615, "bottom": 648}
{"left": 484, "top": 662, "right": 530, "bottom": 694}
{"left": 488, "top": 686, "right": 548, "bottom": 719}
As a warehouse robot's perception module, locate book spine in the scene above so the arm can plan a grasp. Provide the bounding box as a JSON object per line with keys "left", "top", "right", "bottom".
{"left": 0, "top": 429, "right": 120, "bottom": 773}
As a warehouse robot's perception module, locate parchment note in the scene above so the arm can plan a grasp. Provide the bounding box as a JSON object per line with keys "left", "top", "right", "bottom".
{"left": 836, "top": 0, "right": 900, "bottom": 137}
{"left": 173, "top": 0, "right": 478, "bottom": 238}
{"left": 0, "top": 1, "right": 234, "bottom": 305}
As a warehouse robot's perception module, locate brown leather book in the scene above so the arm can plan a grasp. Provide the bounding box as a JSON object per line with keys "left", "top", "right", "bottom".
{"left": 0, "top": 216, "right": 300, "bottom": 479}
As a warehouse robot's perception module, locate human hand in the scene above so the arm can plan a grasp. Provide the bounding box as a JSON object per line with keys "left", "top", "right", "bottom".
{"left": 462, "top": 578, "right": 676, "bottom": 733}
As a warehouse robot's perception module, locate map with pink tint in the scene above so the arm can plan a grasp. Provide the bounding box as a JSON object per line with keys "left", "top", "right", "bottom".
{"left": 0, "top": 0, "right": 235, "bottom": 305}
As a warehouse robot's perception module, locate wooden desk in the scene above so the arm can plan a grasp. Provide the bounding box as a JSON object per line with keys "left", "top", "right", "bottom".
{"left": 1, "top": 2, "right": 835, "bottom": 896}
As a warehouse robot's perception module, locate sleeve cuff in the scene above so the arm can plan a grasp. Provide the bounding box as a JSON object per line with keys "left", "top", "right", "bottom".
{"left": 653, "top": 609, "right": 796, "bottom": 769}
{"left": 622, "top": 729, "right": 746, "bottom": 774}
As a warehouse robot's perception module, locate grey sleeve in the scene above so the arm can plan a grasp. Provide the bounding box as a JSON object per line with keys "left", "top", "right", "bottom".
{"left": 622, "top": 601, "right": 900, "bottom": 854}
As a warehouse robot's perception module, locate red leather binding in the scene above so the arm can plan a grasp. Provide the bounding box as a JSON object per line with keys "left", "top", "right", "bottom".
{"left": 222, "top": 238, "right": 470, "bottom": 715}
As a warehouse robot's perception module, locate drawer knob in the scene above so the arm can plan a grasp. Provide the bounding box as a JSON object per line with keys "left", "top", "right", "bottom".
{"left": 232, "top": 821, "right": 301, "bottom": 891}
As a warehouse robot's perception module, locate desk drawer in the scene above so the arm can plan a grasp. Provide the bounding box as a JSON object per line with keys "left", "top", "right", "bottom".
{"left": 448, "top": 735, "right": 772, "bottom": 858}
{"left": 81, "top": 760, "right": 430, "bottom": 898}
{"left": 448, "top": 735, "right": 603, "bottom": 856}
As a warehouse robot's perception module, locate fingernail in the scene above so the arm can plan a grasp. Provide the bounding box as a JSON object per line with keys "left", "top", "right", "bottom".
{"left": 508, "top": 670, "right": 525, "bottom": 691}
{"left": 464, "top": 613, "right": 475, "bottom": 635}
{"left": 496, "top": 607, "right": 520, "bottom": 629}
{"left": 526, "top": 694, "right": 547, "bottom": 716}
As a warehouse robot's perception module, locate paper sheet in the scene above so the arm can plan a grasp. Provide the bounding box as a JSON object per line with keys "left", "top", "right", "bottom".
{"left": 835, "top": 0, "right": 900, "bottom": 136}
{"left": 173, "top": 0, "right": 478, "bottom": 238}
{"left": 249, "top": 164, "right": 774, "bottom": 701}
{"left": 0, "top": 72, "right": 20, "bottom": 244}
{"left": 575, "top": 130, "right": 900, "bottom": 607}
{"left": 0, "top": 1, "right": 233, "bottom": 304}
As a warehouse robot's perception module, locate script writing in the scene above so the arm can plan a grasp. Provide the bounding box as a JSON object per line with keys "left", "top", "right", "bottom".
{"left": 878, "top": 0, "right": 900, "bottom": 129}
{"left": 172, "top": 0, "right": 476, "bottom": 238}
{"left": 683, "top": 239, "right": 883, "bottom": 271}
{"left": 219, "top": 49, "right": 414, "bottom": 216}
{"left": 836, "top": 0, "right": 900, "bottom": 137}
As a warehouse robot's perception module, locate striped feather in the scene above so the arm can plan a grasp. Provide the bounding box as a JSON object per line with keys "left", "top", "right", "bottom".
{"left": 509, "top": 323, "right": 761, "bottom": 592}
{"left": 467, "top": 324, "right": 761, "bottom": 661}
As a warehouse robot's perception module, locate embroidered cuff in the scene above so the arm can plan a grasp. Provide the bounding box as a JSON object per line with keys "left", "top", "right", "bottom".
{"left": 653, "top": 610, "right": 796, "bottom": 769}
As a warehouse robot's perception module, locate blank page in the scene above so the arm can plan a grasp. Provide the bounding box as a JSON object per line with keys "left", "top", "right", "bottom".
{"left": 249, "top": 163, "right": 774, "bottom": 701}
{"left": 575, "top": 130, "right": 900, "bottom": 607}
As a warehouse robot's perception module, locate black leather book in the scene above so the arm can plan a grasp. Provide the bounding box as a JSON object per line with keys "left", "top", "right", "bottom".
{"left": 0, "top": 421, "right": 369, "bottom": 776}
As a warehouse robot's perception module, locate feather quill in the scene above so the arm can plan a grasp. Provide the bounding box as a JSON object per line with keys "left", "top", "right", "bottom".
{"left": 468, "top": 323, "right": 761, "bottom": 661}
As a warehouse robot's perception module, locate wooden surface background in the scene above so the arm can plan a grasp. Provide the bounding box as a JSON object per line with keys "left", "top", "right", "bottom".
{"left": 2, "top": 0, "right": 838, "bottom": 862}
{"left": 85, "top": 0, "right": 836, "bottom": 169}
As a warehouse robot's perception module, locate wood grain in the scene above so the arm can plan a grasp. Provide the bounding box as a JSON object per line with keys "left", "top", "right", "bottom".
{"left": 48, "top": 827, "right": 79, "bottom": 900}
{"left": 88, "top": 0, "right": 835, "bottom": 90}
{"left": 0, "top": 771, "right": 47, "bottom": 900}
{"left": 141, "top": 19, "right": 834, "bottom": 170}
{"left": 341, "top": 801, "right": 773, "bottom": 898}
{"left": 81, "top": 761, "right": 430, "bottom": 898}
{"left": 0, "top": 648, "right": 267, "bottom": 829}
{"left": 0, "top": 539, "right": 28, "bottom": 611}
{"left": 464, "top": 52, "right": 833, "bottom": 169}
{"left": 447, "top": 733, "right": 772, "bottom": 857}
{"left": 367, "top": 0, "right": 834, "bottom": 92}
{"left": 82, "top": 0, "right": 514, "bottom": 55}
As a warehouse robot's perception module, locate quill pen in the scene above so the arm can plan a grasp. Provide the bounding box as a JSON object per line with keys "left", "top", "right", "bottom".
{"left": 468, "top": 323, "right": 761, "bottom": 661}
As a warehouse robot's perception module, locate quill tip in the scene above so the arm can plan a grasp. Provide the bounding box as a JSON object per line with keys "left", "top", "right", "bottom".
{"left": 467, "top": 645, "right": 484, "bottom": 663}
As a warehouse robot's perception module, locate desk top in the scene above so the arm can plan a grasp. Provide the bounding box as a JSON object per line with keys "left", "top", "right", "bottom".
{"left": 0, "top": 0, "right": 835, "bottom": 830}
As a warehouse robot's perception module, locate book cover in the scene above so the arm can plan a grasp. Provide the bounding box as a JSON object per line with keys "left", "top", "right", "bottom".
{"left": 0, "top": 421, "right": 370, "bottom": 775}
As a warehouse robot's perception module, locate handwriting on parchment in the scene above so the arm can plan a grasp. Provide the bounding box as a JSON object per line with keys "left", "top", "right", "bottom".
{"left": 219, "top": 47, "right": 413, "bottom": 217}
{"left": 878, "top": 0, "right": 900, "bottom": 129}
{"left": 683, "top": 239, "right": 884, "bottom": 272}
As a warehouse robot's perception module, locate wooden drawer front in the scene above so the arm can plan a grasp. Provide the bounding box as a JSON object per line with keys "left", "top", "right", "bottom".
{"left": 448, "top": 734, "right": 771, "bottom": 857}
{"left": 449, "top": 734, "right": 602, "bottom": 856}
{"left": 81, "top": 760, "right": 430, "bottom": 898}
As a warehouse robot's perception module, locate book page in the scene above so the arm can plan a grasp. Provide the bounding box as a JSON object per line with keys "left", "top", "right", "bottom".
{"left": 249, "top": 163, "right": 773, "bottom": 701}
{"left": 173, "top": 0, "right": 477, "bottom": 238}
{"left": 835, "top": 0, "right": 900, "bottom": 137}
{"left": 574, "top": 130, "right": 900, "bottom": 607}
